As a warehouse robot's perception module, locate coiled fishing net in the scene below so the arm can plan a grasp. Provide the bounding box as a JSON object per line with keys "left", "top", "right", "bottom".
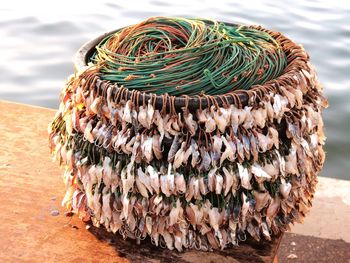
{"left": 49, "top": 17, "right": 328, "bottom": 251}
{"left": 90, "top": 17, "right": 286, "bottom": 95}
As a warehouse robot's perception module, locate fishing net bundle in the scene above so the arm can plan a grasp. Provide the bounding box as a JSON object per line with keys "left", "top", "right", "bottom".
{"left": 49, "top": 17, "right": 328, "bottom": 251}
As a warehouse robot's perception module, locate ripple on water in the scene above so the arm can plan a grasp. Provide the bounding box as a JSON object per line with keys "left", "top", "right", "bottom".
{"left": 0, "top": 0, "right": 349, "bottom": 180}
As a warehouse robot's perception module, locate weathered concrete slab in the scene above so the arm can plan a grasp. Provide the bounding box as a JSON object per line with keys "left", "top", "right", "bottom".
{"left": 0, "top": 100, "right": 283, "bottom": 263}
{"left": 1, "top": 100, "right": 349, "bottom": 262}
{"left": 290, "top": 177, "right": 350, "bottom": 242}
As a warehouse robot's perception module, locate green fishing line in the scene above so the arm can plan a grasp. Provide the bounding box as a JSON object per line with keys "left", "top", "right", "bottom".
{"left": 89, "top": 17, "right": 287, "bottom": 96}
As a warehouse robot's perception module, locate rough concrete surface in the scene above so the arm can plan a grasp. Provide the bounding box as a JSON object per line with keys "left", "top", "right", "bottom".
{"left": 290, "top": 177, "right": 350, "bottom": 243}
{"left": 278, "top": 233, "right": 350, "bottom": 263}
{"left": 0, "top": 100, "right": 349, "bottom": 263}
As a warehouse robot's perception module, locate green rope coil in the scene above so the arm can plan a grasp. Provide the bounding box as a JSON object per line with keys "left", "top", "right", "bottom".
{"left": 89, "top": 17, "right": 287, "bottom": 96}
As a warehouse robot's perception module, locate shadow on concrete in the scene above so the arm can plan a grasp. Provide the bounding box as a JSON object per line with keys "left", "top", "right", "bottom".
{"left": 86, "top": 223, "right": 282, "bottom": 263}
{"left": 278, "top": 232, "right": 350, "bottom": 263}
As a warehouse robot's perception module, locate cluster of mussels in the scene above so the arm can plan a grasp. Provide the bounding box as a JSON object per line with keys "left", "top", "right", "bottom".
{"left": 49, "top": 28, "right": 327, "bottom": 252}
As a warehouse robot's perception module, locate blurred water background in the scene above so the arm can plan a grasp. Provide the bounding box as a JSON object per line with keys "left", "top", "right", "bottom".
{"left": 0, "top": 0, "right": 349, "bottom": 180}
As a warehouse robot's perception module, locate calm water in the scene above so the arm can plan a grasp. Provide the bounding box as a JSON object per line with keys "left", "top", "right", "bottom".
{"left": 0, "top": 0, "right": 349, "bottom": 180}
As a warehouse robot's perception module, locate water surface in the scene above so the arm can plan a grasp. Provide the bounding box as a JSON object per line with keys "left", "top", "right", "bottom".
{"left": 0, "top": 0, "right": 349, "bottom": 179}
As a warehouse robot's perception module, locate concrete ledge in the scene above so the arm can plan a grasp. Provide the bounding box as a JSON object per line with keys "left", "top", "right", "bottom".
{"left": 0, "top": 100, "right": 349, "bottom": 262}
{"left": 290, "top": 177, "right": 350, "bottom": 242}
